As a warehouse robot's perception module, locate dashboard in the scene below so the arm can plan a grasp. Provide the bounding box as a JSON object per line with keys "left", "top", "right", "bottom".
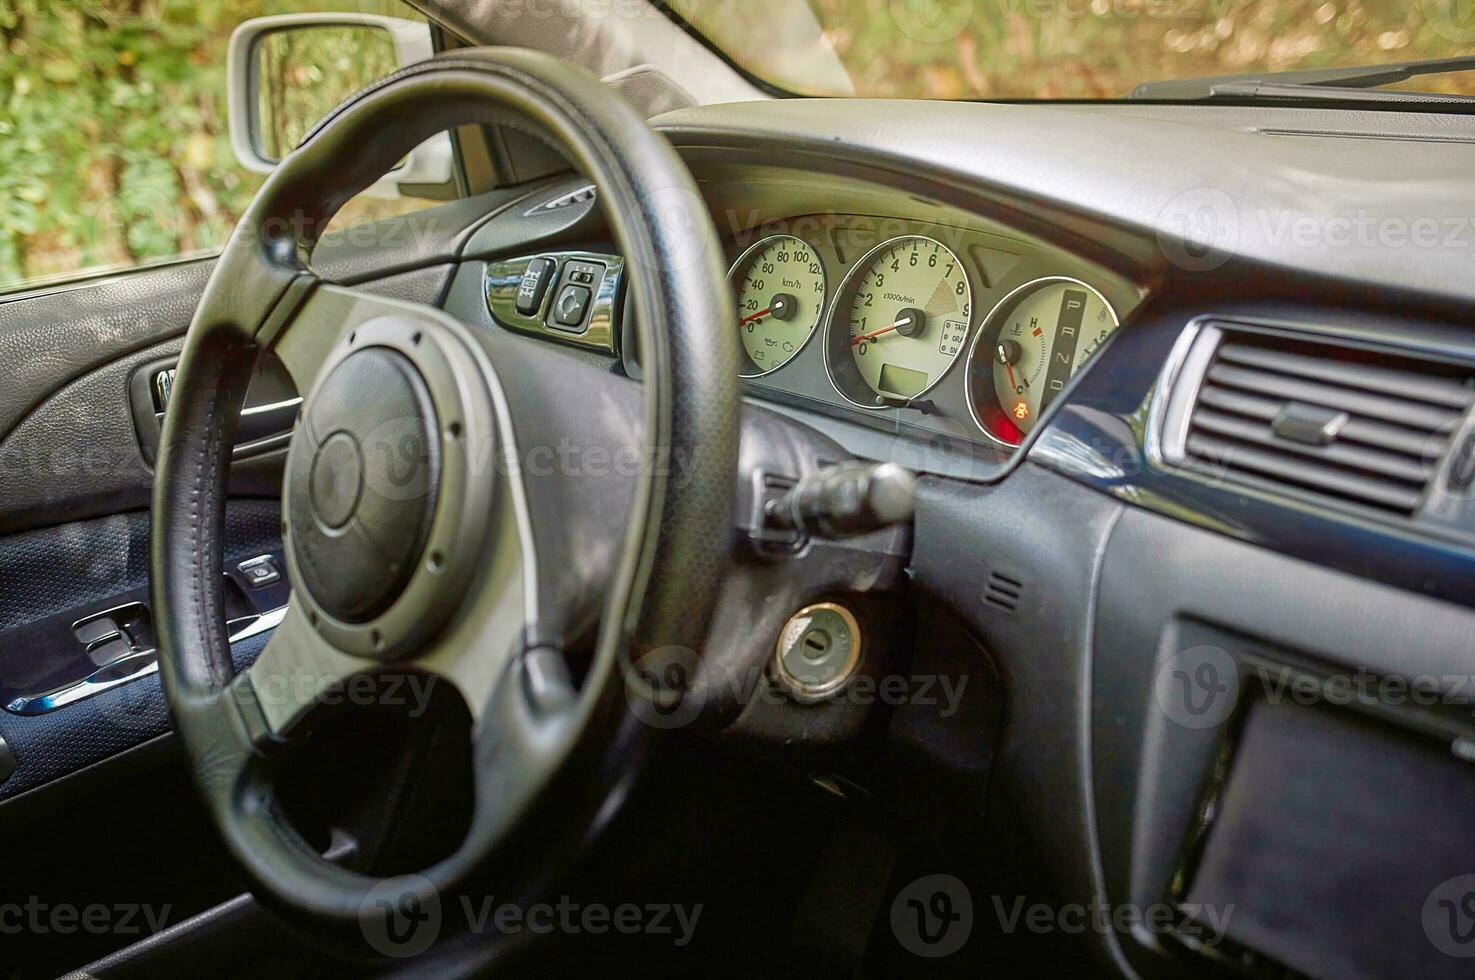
{"left": 697, "top": 163, "right": 1144, "bottom": 477}
{"left": 432, "top": 94, "right": 1475, "bottom": 980}
{"left": 475, "top": 162, "right": 1143, "bottom": 480}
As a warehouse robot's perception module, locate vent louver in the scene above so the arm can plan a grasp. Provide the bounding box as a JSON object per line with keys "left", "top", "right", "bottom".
{"left": 984, "top": 571, "right": 1023, "bottom": 612}
{"left": 1160, "top": 324, "right": 1475, "bottom": 516}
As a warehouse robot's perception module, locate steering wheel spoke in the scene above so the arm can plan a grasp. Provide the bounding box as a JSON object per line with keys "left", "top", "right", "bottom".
{"left": 243, "top": 528, "right": 539, "bottom": 737}
{"left": 267, "top": 281, "right": 425, "bottom": 394}
{"left": 241, "top": 603, "right": 371, "bottom": 737}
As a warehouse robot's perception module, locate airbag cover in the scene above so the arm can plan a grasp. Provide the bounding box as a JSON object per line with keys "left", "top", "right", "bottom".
{"left": 286, "top": 346, "right": 439, "bottom": 622}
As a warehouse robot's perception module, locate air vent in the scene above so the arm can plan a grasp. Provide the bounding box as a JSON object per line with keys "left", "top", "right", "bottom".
{"left": 1158, "top": 323, "right": 1475, "bottom": 516}
{"left": 984, "top": 571, "right": 1024, "bottom": 612}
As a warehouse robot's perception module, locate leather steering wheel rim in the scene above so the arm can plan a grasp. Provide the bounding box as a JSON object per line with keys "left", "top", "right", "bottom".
{"left": 150, "top": 48, "right": 737, "bottom": 947}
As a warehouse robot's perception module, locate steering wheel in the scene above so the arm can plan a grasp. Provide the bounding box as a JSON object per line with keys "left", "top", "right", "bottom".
{"left": 149, "top": 49, "right": 738, "bottom": 949}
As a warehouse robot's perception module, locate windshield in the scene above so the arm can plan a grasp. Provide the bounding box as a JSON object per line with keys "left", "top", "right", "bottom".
{"left": 670, "top": 0, "right": 1475, "bottom": 100}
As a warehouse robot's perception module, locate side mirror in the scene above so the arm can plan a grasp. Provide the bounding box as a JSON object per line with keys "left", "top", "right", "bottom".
{"left": 227, "top": 12, "right": 453, "bottom": 199}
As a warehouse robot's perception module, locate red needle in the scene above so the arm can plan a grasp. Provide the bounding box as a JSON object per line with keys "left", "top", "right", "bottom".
{"left": 1005, "top": 362, "right": 1018, "bottom": 390}
{"left": 741, "top": 308, "right": 771, "bottom": 325}
{"left": 852, "top": 320, "right": 907, "bottom": 347}
{"left": 852, "top": 325, "right": 896, "bottom": 347}
{"left": 852, "top": 312, "right": 919, "bottom": 347}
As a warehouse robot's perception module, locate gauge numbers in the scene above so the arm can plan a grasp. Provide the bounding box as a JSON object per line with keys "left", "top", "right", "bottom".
{"left": 730, "top": 235, "right": 826, "bottom": 377}
{"left": 826, "top": 236, "right": 972, "bottom": 408}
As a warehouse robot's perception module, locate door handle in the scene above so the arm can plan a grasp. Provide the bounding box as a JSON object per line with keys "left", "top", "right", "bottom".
{"left": 130, "top": 354, "right": 300, "bottom": 464}
{"left": 235, "top": 396, "right": 303, "bottom": 451}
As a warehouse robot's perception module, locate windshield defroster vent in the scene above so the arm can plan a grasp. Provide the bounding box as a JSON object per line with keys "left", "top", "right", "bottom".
{"left": 1155, "top": 322, "right": 1475, "bottom": 516}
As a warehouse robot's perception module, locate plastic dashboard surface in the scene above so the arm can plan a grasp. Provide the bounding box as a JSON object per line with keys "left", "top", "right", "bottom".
{"left": 450, "top": 104, "right": 1475, "bottom": 606}
{"left": 1030, "top": 296, "right": 1475, "bottom": 612}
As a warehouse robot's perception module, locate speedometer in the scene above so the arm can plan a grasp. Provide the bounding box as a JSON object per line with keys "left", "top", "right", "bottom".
{"left": 824, "top": 236, "right": 972, "bottom": 408}
{"left": 729, "top": 235, "right": 826, "bottom": 377}
{"left": 966, "top": 276, "right": 1119, "bottom": 446}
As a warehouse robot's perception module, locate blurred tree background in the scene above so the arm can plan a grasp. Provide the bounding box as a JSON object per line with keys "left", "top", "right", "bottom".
{"left": 4, "top": 0, "right": 1474, "bottom": 291}
{"left": 0, "top": 0, "right": 417, "bottom": 290}
{"left": 692, "top": 0, "right": 1475, "bottom": 99}
{"left": 257, "top": 25, "right": 398, "bottom": 157}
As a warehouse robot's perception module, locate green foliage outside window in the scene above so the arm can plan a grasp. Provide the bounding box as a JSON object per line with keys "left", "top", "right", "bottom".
{"left": 5, "top": 0, "right": 1475, "bottom": 292}
{"left": 0, "top": 0, "right": 418, "bottom": 292}
{"left": 257, "top": 26, "right": 399, "bottom": 159}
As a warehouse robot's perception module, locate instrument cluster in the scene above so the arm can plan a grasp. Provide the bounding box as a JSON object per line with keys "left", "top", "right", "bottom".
{"left": 726, "top": 223, "right": 1124, "bottom": 450}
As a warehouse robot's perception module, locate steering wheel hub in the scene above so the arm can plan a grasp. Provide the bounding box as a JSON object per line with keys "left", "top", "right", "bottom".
{"left": 287, "top": 346, "right": 441, "bottom": 624}
{"left": 275, "top": 312, "right": 497, "bottom": 662}
{"left": 308, "top": 431, "right": 365, "bottom": 531}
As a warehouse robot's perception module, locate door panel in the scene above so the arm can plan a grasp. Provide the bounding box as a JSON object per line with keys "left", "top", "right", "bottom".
{"left": 0, "top": 262, "right": 460, "bottom": 535}
{"left": 0, "top": 189, "right": 531, "bottom": 979}
{"left": 0, "top": 501, "right": 283, "bottom": 801}
{"left": 0, "top": 236, "right": 467, "bottom": 801}
{"left": 0, "top": 260, "right": 216, "bottom": 443}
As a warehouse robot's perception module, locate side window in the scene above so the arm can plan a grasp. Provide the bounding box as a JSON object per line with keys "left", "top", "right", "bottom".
{"left": 0, "top": 0, "right": 448, "bottom": 296}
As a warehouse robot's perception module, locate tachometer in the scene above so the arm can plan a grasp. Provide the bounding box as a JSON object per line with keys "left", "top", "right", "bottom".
{"left": 967, "top": 277, "right": 1119, "bottom": 446}
{"left": 825, "top": 236, "right": 972, "bottom": 408}
{"left": 729, "top": 235, "right": 826, "bottom": 377}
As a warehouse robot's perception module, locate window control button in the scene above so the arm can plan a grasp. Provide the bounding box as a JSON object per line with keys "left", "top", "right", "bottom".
{"left": 240, "top": 559, "right": 281, "bottom": 589}
{"left": 515, "top": 257, "right": 558, "bottom": 316}
{"left": 87, "top": 636, "right": 133, "bottom": 669}
{"left": 74, "top": 617, "right": 121, "bottom": 647}
{"left": 552, "top": 285, "right": 592, "bottom": 328}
